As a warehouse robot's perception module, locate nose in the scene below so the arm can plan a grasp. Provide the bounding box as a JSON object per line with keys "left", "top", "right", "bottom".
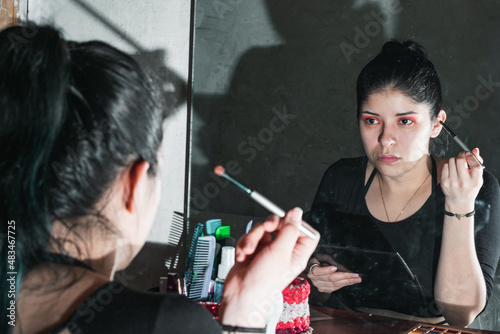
{"left": 378, "top": 124, "right": 396, "bottom": 147}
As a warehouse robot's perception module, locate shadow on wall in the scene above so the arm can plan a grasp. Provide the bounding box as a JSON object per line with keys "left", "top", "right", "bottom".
{"left": 191, "top": 0, "right": 394, "bottom": 217}
{"left": 132, "top": 49, "right": 187, "bottom": 118}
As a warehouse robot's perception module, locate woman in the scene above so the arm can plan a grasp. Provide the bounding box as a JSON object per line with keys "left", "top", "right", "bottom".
{"left": 0, "top": 24, "right": 318, "bottom": 334}
{"left": 306, "top": 40, "right": 500, "bottom": 327}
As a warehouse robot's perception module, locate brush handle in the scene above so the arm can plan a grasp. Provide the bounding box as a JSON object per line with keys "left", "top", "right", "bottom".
{"left": 440, "top": 121, "right": 484, "bottom": 168}
{"left": 453, "top": 136, "right": 471, "bottom": 153}
{"left": 298, "top": 222, "right": 318, "bottom": 239}
{"left": 454, "top": 137, "right": 485, "bottom": 168}
{"left": 251, "top": 191, "right": 286, "bottom": 217}
{"left": 250, "top": 191, "right": 317, "bottom": 239}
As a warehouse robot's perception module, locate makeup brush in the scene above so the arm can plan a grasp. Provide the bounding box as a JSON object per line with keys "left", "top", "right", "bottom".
{"left": 214, "top": 166, "right": 317, "bottom": 239}
{"left": 439, "top": 121, "right": 485, "bottom": 168}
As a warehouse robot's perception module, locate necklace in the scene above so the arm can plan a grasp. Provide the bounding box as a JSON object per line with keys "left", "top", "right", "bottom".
{"left": 377, "top": 172, "right": 430, "bottom": 222}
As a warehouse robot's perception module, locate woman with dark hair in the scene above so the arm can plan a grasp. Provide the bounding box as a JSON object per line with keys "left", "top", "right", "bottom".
{"left": 0, "top": 24, "right": 318, "bottom": 334}
{"left": 306, "top": 40, "right": 500, "bottom": 326}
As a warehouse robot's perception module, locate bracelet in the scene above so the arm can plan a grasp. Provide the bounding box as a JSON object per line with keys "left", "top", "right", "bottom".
{"left": 221, "top": 324, "right": 267, "bottom": 333}
{"left": 309, "top": 263, "right": 320, "bottom": 275}
{"left": 444, "top": 210, "right": 475, "bottom": 220}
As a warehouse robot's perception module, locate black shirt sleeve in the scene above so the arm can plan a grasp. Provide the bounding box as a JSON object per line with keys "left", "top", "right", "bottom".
{"left": 309, "top": 157, "right": 367, "bottom": 212}
{"left": 63, "top": 282, "right": 222, "bottom": 334}
{"left": 474, "top": 170, "right": 500, "bottom": 305}
{"left": 153, "top": 293, "right": 222, "bottom": 334}
{"left": 305, "top": 158, "right": 500, "bottom": 317}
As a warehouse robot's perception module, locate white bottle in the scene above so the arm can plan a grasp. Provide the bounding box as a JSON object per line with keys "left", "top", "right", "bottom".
{"left": 213, "top": 246, "right": 235, "bottom": 302}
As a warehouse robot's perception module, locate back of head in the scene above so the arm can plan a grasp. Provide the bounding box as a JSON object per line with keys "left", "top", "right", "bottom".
{"left": 356, "top": 39, "right": 442, "bottom": 119}
{"left": 0, "top": 23, "right": 164, "bottom": 313}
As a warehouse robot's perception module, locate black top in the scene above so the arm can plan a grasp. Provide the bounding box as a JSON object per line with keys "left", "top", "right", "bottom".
{"left": 52, "top": 281, "right": 222, "bottom": 334}
{"left": 306, "top": 157, "right": 500, "bottom": 317}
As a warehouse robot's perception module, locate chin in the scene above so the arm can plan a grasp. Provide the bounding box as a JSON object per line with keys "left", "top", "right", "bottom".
{"left": 373, "top": 162, "right": 404, "bottom": 176}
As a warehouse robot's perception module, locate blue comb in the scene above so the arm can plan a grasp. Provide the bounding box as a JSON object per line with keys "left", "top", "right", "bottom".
{"left": 187, "top": 235, "right": 216, "bottom": 301}
{"left": 185, "top": 223, "right": 204, "bottom": 288}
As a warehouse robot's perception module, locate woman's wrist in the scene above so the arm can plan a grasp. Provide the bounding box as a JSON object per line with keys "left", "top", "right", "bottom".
{"left": 444, "top": 200, "right": 475, "bottom": 215}
{"left": 220, "top": 291, "right": 269, "bottom": 329}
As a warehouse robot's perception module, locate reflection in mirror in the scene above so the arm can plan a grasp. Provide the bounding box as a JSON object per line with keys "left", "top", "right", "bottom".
{"left": 189, "top": 0, "right": 500, "bottom": 330}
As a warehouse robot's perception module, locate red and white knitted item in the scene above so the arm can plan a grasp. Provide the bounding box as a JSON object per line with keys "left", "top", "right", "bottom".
{"left": 276, "top": 277, "right": 310, "bottom": 334}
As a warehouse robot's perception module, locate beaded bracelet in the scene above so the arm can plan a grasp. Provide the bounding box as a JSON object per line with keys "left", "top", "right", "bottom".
{"left": 221, "top": 324, "right": 267, "bottom": 333}
{"left": 444, "top": 210, "right": 475, "bottom": 220}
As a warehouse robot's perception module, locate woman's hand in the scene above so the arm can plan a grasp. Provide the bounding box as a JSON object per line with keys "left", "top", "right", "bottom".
{"left": 435, "top": 148, "right": 487, "bottom": 326}
{"left": 220, "top": 208, "right": 319, "bottom": 328}
{"left": 307, "top": 255, "right": 361, "bottom": 293}
{"left": 440, "top": 148, "right": 483, "bottom": 211}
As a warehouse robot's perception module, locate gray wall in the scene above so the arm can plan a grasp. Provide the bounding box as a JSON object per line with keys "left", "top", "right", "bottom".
{"left": 189, "top": 0, "right": 500, "bottom": 330}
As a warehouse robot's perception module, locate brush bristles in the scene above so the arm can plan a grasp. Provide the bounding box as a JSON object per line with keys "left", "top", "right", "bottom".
{"left": 214, "top": 165, "right": 225, "bottom": 176}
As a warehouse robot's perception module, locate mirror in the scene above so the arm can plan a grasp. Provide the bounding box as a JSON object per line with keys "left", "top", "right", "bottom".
{"left": 190, "top": 0, "right": 500, "bottom": 217}
{"left": 189, "top": 0, "right": 500, "bottom": 330}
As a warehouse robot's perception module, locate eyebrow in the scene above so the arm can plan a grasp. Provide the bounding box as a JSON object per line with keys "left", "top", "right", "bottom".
{"left": 361, "top": 111, "right": 419, "bottom": 116}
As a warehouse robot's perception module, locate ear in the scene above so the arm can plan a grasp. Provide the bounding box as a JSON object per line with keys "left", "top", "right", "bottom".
{"left": 123, "top": 160, "right": 150, "bottom": 213}
{"left": 431, "top": 110, "right": 447, "bottom": 138}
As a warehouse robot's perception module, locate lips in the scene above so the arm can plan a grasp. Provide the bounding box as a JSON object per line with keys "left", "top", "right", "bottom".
{"left": 378, "top": 155, "right": 400, "bottom": 164}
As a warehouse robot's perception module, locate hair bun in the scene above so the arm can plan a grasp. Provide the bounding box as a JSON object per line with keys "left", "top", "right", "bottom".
{"left": 381, "top": 39, "right": 428, "bottom": 58}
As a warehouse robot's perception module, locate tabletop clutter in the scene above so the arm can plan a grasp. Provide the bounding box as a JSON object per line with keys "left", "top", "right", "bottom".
{"left": 182, "top": 218, "right": 312, "bottom": 334}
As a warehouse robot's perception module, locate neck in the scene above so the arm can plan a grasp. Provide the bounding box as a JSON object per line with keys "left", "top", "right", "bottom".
{"left": 50, "top": 220, "right": 122, "bottom": 280}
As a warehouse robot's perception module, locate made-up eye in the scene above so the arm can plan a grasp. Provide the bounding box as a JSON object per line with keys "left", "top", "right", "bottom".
{"left": 399, "top": 118, "right": 415, "bottom": 126}
{"left": 362, "top": 116, "right": 379, "bottom": 125}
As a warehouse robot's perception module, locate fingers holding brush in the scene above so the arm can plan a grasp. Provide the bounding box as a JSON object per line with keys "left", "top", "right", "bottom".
{"left": 228, "top": 209, "right": 319, "bottom": 298}
{"left": 464, "top": 147, "right": 483, "bottom": 168}
{"left": 235, "top": 209, "right": 319, "bottom": 264}
{"left": 439, "top": 121, "right": 485, "bottom": 169}
{"left": 271, "top": 208, "right": 320, "bottom": 271}
{"left": 441, "top": 151, "right": 483, "bottom": 205}
{"left": 235, "top": 215, "right": 279, "bottom": 262}
{"left": 221, "top": 209, "right": 318, "bottom": 328}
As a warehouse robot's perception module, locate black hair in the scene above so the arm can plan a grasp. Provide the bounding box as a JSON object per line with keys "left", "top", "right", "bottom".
{"left": 356, "top": 39, "right": 447, "bottom": 155}
{"left": 0, "top": 24, "right": 165, "bottom": 332}
{"left": 356, "top": 39, "right": 443, "bottom": 119}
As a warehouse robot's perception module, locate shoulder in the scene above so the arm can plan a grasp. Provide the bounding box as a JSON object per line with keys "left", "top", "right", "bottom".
{"left": 482, "top": 169, "right": 500, "bottom": 189}
{"left": 157, "top": 292, "right": 213, "bottom": 316}
{"left": 477, "top": 169, "right": 500, "bottom": 205}
{"left": 155, "top": 293, "right": 221, "bottom": 333}
{"left": 120, "top": 287, "right": 221, "bottom": 331}
{"left": 315, "top": 157, "right": 368, "bottom": 195}
{"left": 323, "top": 156, "right": 367, "bottom": 176}
{"left": 68, "top": 282, "right": 220, "bottom": 333}
{"left": 471, "top": 170, "right": 499, "bottom": 234}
